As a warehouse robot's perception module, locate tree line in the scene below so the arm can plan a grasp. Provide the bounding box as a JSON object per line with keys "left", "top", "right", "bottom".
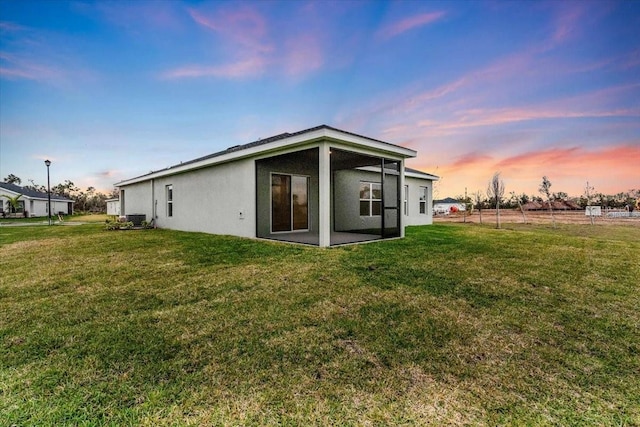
{"left": 456, "top": 181, "right": 639, "bottom": 210}
{"left": 454, "top": 173, "right": 639, "bottom": 229}
{"left": 3, "top": 174, "right": 118, "bottom": 214}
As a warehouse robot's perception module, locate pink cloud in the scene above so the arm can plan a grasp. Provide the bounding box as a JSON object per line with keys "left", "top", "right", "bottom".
{"left": 165, "top": 5, "right": 327, "bottom": 81}
{"left": 161, "top": 57, "right": 267, "bottom": 79}
{"left": 378, "top": 11, "right": 446, "bottom": 39}
{"left": 188, "top": 7, "right": 272, "bottom": 54}
{"left": 543, "top": 1, "right": 611, "bottom": 50}
{"left": 161, "top": 6, "right": 273, "bottom": 80}
{"left": 493, "top": 147, "right": 582, "bottom": 172}
{"left": 495, "top": 145, "right": 639, "bottom": 174}
{"left": 450, "top": 152, "right": 494, "bottom": 169}
{"left": 431, "top": 106, "right": 639, "bottom": 132}
{"left": 409, "top": 144, "right": 639, "bottom": 197}
{"left": 551, "top": 4, "right": 585, "bottom": 44}
{"left": 282, "top": 35, "right": 324, "bottom": 77}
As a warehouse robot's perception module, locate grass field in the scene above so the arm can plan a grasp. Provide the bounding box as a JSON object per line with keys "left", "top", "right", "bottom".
{"left": 1, "top": 222, "right": 639, "bottom": 425}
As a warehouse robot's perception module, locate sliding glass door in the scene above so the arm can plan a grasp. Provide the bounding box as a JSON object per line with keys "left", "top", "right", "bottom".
{"left": 272, "top": 174, "right": 309, "bottom": 232}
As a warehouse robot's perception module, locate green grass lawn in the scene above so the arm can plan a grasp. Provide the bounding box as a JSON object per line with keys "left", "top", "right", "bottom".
{"left": 1, "top": 223, "right": 639, "bottom": 425}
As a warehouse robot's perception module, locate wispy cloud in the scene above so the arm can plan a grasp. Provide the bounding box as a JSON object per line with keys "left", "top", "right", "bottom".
{"left": 449, "top": 152, "right": 494, "bottom": 169}
{"left": 282, "top": 34, "right": 324, "bottom": 77}
{"left": 0, "top": 22, "right": 95, "bottom": 85}
{"left": 410, "top": 143, "right": 639, "bottom": 196}
{"left": 419, "top": 105, "right": 640, "bottom": 134}
{"left": 188, "top": 7, "right": 271, "bottom": 53}
{"left": 551, "top": 3, "right": 585, "bottom": 44}
{"left": 87, "top": 2, "right": 186, "bottom": 33}
{"left": 161, "top": 57, "right": 267, "bottom": 79}
{"left": 98, "top": 170, "right": 122, "bottom": 179}
{"left": 378, "top": 11, "right": 446, "bottom": 39}
{"left": 163, "top": 4, "right": 326, "bottom": 81}
{"left": 0, "top": 21, "right": 27, "bottom": 32}
{"left": 493, "top": 144, "right": 640, "bottom": 179}
{"left": 0, "top": 52, "right": 64, "bottom": 82}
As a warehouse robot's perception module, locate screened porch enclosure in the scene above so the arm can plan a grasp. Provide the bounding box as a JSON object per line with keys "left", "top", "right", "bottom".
{"left": 330, "top": 149, "right": 401, "bottom": 245}
{"left": 255, "top": 146, "right": 402, "bottom": 247}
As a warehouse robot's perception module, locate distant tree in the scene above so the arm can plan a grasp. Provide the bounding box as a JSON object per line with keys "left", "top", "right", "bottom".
{"left": 3, "top": 174, "right": 21, "bottom": 185}
{"left": 24, "top": 179, "right": 46, "bottom": 193}
{"left": 473, "top": 191, "right": 484, "bottom": 225}
{"left": 52, "top": 180, "right": 79, "bottom": 199}
{"left": 539, "top": 176, "right": 555, "bottom": 228}
{"left": 510, "top": 191, "right": 527, "bottom": 224}
{"left": 457, "top": 189, "right": 472, "bottom": 223}
{"left": 630, "top": 189, "right": 640, "bottom": 212}
{"left": 584, "top": 181, "right": 596, "bottom": 225}
{"left": 487, "top": 172, "right": 505, "bottom": 229}
{"left": 554, "top": 191, "right": 569, "bottom": 201}
{"left": 107, "top": 188, "right": 120, "bottom": 199}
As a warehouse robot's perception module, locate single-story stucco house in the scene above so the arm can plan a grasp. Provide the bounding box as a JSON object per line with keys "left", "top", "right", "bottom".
{"left": 0, "top": 182, "right": 74, "bottom": 217}
{"left": 116, "top": 125, "right": 438, "bottom": 247}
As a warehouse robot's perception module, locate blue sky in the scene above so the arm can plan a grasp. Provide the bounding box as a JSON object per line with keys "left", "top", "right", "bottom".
{"left": 1, "top": 0, "right": 638, "bottom": 198}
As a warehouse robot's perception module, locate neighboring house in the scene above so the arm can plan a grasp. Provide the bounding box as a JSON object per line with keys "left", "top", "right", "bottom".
{"left": 116, "top": 125, "right": 438, "bottom": 247}
{"left": 106, "top": 198, "right": 121, "bottom": 216}
{"left": 0, "top": 182, "right": 74, "bottom": 217}
{"left": 433, "top": 197, "right": 466, "bottom": 215}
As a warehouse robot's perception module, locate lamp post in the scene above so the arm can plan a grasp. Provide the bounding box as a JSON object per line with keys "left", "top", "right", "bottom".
{"left": 45, "top": 159, "right": 51, "bottom": 225}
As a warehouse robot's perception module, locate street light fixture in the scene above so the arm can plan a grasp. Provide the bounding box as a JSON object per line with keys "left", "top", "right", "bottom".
{"left": 45, "top": 159, "right": 51, "bottom": 225}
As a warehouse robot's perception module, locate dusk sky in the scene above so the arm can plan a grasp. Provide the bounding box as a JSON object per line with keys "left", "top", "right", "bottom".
{"left": 1, "top": 0, "right": 638, "bottom": 199}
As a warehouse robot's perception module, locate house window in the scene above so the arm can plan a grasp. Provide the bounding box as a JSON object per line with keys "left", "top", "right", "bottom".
{"left": 271, "top": 174, "right": 309, "bottom": 232}
{"left": 360, "top": 182, "right": 382, "bottom": 217}
{"left": 166, "top": 185, "right": 173, "bottom": 217}
{"left": 419, "top": 186, "right": 428, "bottom": 214}
{"left": 404, "top": 185, "right": 409, "bottom": 215}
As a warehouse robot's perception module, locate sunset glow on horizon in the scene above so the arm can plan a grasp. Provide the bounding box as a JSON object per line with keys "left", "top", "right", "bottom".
{"left": 1, "top": 0, "right": 638, "bottom": 198}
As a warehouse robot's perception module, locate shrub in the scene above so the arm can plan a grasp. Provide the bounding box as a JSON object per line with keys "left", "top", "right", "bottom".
{"left": 105, "top": 218, "right": 135, "bottom": 231}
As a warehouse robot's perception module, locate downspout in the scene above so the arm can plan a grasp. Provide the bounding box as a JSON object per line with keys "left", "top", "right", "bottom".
{"left": 399, "top": 159, "right": 405, "bottom": 238}
{"left": 151, "top": 179, "right": 155, "bottom": 227}
{"left": 380, "top": 158, "right": 385, "bottom": 237}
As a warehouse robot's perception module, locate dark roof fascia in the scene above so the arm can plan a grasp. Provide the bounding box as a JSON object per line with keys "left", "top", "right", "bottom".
{"left": 116, "top": 125, "right": 418, "bottom": 186}
{"left": 0, "top": 182, "right": 73, "bottom": 201}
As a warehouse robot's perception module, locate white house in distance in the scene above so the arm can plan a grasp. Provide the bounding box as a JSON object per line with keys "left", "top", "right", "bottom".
{"left": 0, "top": 182, "right": 74, "bottom": 217}
{"left": 116, "top": 125, "right": 438, "bottom": 247}
{"left": 433, "top": 197, "right": 466, "bottom": 215}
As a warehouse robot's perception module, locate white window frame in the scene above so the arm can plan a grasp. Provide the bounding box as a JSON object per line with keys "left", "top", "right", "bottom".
{"left": 419, "top": 186, "right": 428, "bottom": 214}
{"left": 404, "top": 185, "right": 409, "bottom": 216}
{"left": 360, "top": 181, "right": 382, "bottom": 217}
{"left": 166, "top": 185, "right": 173, "bottom": 217}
